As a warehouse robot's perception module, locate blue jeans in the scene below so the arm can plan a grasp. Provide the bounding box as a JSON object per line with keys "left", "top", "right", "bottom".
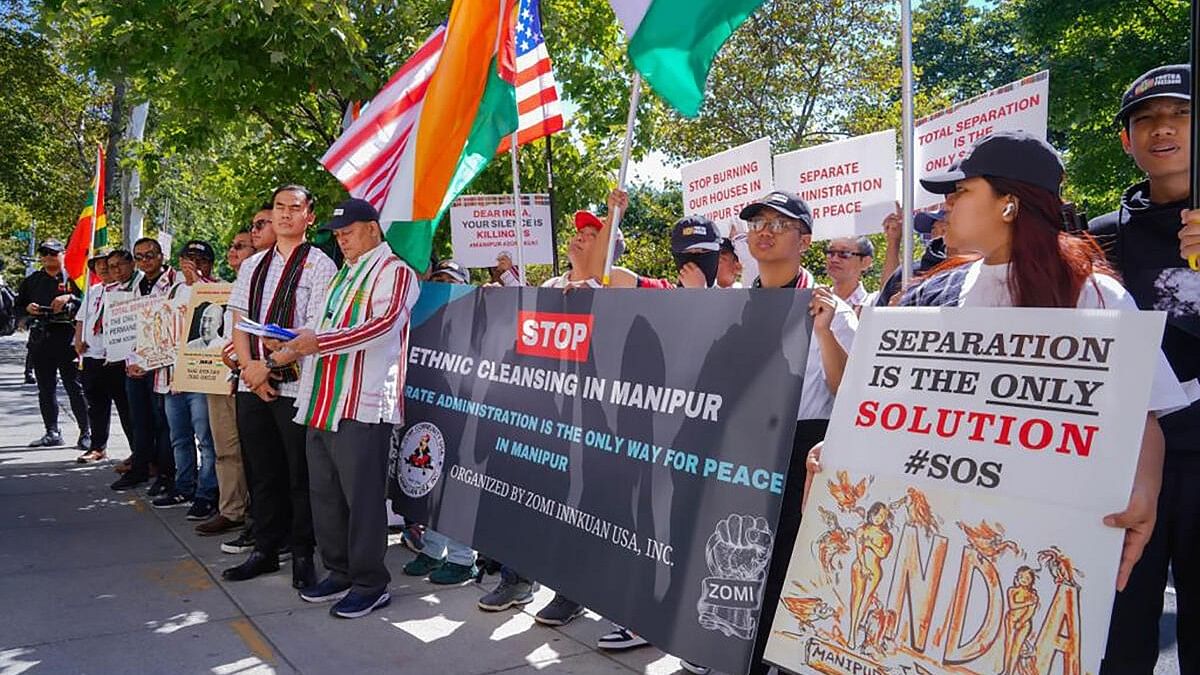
{"left": 164, "top": 392, "right": 217, "bottom": 502}
{"left": 422, "top": 529, "right": 476, "bottom": 566}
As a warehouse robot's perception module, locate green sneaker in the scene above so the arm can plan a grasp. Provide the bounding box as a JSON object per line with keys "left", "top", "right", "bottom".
{"left": 428, "top": 561, "right": 477, "bottom": 585}
{"left": 402, "top": 552, "right": 444, "bottom": 577}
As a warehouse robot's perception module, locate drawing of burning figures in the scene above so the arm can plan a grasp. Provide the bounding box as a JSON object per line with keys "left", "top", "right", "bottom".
{"left": 848, "top": 501, "right": 894, "bottom": 650}
{"left": 1002, "top": 566, "right": 1039, "bottom": 675}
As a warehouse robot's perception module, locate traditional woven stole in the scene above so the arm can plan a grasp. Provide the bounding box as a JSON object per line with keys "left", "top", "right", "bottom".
{"left": 304, "top": 248, "right": 388, "bottom": 430}
{"left": 248, "top": 243, "right": 311, "bottom": 382}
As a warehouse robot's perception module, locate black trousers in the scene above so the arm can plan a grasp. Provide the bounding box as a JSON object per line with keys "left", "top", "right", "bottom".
{"left": 237, "top": 392, "right": 313, "bottom": 557}
{"left": 307, "top": 421, "right": 392, "bottom": 594}
{"left": 1101, "top": 452, "right": 1200, "bottom": 675}
{"left": 81, "top": 357, "right": 132, "bottom": 451}
{"left": 751, "top": 418, "right": 829, "bottom": 675}
{"left": 29, "top": 331, "right": 88, "bottom": 435}
{"left": 125, "top": 374, "right": 173, "bottom": 482}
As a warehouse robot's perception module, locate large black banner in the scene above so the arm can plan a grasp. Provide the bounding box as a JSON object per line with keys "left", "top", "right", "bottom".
{"left": 391, "top": 285, "right": 811, "bottom": 673}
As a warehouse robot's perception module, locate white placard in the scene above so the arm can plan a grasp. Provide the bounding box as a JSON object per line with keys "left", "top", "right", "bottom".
{"left": 680, "top": 137, "right": 773, "bottom": 236}
{"left": 764, "top": 306, "right": 1165, "bottom": 675}
{"left": 102, "top": 291, "right": 137, "bottom": 362}
{"left": 773, "top": 130, "right": 897, "bottom": 240}
{"left": 916, "top": 71, "right": 1050, "bottom": 208}
{"left": 449, "top": 194, "right": 553, "bottom": 269}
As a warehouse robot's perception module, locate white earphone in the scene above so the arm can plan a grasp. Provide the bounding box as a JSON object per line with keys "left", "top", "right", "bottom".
{"left": 1002, "top": 202, "right": 1016, "bottom": 218}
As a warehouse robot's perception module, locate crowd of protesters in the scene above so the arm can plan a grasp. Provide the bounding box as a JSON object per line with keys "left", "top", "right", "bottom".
{"left": 11, "top": 64, "right": 1197, "bottom": 674}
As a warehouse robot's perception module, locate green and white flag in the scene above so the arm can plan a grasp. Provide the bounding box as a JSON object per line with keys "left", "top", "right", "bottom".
{"left": 609, "top": 0, "right": 765, "bottom": 117}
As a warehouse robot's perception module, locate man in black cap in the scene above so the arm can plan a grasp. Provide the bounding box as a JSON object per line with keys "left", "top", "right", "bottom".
{"left": 429, "top": 259, "right": 470, "bottom": 284}
{"left": 267, "top": 197, "right": 420, "bottom": 618}
{"left": 873, "top": 209, "right": 950, "bottom": 307}
{"left": 672, "top": 215, "right": 722, "bottom": 288}
{"left": 716, "top": 237, "right": 743, "bottom": 288}
{"left": 738, "top": 191, "right": 856, "bottom": 674}
{"left": 16, "top": 239, "right": 89, "bottom": 448}
{"left": 1089, "top": 64, "right": 1199, "bottom": 675}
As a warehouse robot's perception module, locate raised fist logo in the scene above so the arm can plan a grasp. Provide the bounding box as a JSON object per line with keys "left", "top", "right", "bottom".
{"left": 697, "top": 514, "right": 773, "bottom": 640}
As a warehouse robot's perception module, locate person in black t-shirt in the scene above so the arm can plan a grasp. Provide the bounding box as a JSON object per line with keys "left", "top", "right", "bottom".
{"left": 15, "top": 239, "right": 88, "bottom": 448}
{"left": 1088, "top": 64, "right": 1199, "bottom": 675}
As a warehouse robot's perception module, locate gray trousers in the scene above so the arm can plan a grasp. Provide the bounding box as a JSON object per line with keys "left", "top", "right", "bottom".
{"left": 306, "top": 420, "right": 393, "bottom": 594}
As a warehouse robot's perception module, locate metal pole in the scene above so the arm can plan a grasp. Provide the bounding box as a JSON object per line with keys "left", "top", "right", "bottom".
{"left": 510, "top": 136, "right": 527, "bottom": 285}
{"left": 546, "top": 134, "right": 561, "bottom": 276}
{"left": 899, "top": 0, "right": 915, "bottom": 287}
{"left": 26, "top": 221, "right": 36, "bottom": 277}
{"left": 602, "top": 71, "right": 641, "bottom": 286}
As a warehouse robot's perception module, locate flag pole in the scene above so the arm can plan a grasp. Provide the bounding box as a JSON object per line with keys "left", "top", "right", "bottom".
{"left": 1189, "top": 0, "right": 1198, "bottom": 269}
{"left": 899, "top": 0, "right": 915, "bottom": 287}
{"left": 546, "top": 135, "right": 561, "bottom": 276}
{"left": 510, "top": 136, "right": 527, "bottom": 285}
{"left": 602, "top": 71, "right": 642, "bottom": 286}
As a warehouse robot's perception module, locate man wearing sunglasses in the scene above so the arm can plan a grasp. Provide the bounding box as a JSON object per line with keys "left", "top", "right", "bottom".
{"left": 16, "top": 239, "right": 89, "bottom": 449}
{"left": 825, "top": 237, "right": 875, "bottom": 307}
{"left": 250, "top": 204, "right": 276, "bottom": 252}
{"left": 227, "top": 228, "right": 255, "bottom": 275}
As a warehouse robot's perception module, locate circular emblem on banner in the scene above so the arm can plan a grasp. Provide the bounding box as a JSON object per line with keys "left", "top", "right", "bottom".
{"left": 396, "top": 422, "right": 445, "bottom": 498}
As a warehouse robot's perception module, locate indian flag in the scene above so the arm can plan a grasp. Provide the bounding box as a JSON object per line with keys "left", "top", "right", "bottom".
{"left": 609, "top": 0, "right": 766, "bottom": 117}
{"left": 65, "top": 144, "right": 107, "bottom": 290}
{"left": 322, "top": 0, "right": 520, "bottom": 273}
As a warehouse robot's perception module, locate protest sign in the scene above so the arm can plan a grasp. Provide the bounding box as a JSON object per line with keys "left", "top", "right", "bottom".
{"left": 102, "top": 291, "right": 136, "bottom": 362}
{"left": 172, "top": 283, "right": 234, "bottom": 395}
{"left": 773, "top": 130, "right": 897, "bottom": 240}
{"left": 915, "top": 71, "right": 1049, "bottom": 208}
{"left": 109, "top": 294, "right": 177, "bottom": 370}
{"left": 449, "top": 194, "right": 553, "bottom": 269}
{"left": 763, "top": 306, "right": 1165, "bottom": 675}
{"left": 392, "top": 285, "right": 812, "bottom": 673}
{"left": 680, "top": 137, "right": 774, "bottom": 236}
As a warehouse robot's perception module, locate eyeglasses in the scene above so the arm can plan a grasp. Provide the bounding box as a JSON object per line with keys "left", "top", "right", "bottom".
{"left": 133, "top": 252, "right": 161, "bottom": 261}
{"left": 37, "top": 250, "right": 59, "bottom": 257}
{"left": 747, "top": 218, "right": 806, "bottom": 235}
{"left": 251, "top": 219, "right": 270, "bottom": 230}
{"left": 827, "top": 250, "right": 868, "bottom": 260}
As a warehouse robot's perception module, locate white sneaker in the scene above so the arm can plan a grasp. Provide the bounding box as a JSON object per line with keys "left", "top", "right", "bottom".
{"left": 596, "top": 625, "right": 648, "bottom": 650}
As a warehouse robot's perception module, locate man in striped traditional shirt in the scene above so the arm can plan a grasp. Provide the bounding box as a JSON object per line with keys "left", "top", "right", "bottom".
{"left": 221, "top": 185, "right": 337, "bottom": 590}
{"left": 268, "top": 198, "right": 420, "bottom": 619}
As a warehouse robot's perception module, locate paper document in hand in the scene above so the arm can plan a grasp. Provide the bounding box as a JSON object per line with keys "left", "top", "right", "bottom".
{"left": 235, "top": 319, "right": 298, "bottom": 341}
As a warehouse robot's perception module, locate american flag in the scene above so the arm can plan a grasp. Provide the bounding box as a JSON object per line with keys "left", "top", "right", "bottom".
{"left": 497, "top": 0, "right": 564, "bottom": 152}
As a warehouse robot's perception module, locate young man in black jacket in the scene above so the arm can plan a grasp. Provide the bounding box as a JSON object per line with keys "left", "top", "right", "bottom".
{"left": 1088, "top": 63, "right": 1198, "bottom": 675}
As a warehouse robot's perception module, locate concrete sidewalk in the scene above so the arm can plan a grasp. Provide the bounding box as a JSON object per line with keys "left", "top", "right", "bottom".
{"left": 0, "top": 331, "right": 1183, "bottom": 674}
{"left": 0, "top": 334, "right": 689, "bottom": 675}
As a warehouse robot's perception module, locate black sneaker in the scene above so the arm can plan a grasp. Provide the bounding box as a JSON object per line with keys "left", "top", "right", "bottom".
{"left": 299, "top": 577, "right": 352, "bottom": 603}
{"left": 146, "top": 475, "right": 171, "bottom": 497}
{"left": 152, "top": 492, "right": 192, "bottom": 509}
{"left": 221, "top": 530, "right": 255, "bottom": 555}
{"left": 110, "top": 473, "right": 149, "bottom": 491}
{"left": 330, "top": 589, "right": 391, "bottom": 619}
{"left": 478, "top": 574, "right": 535, "bottom": 612}
{"left": 597, "top": 625, "right": 649, "bottom": 650}
{"left": 28, "top": 430, "right": 64, "bottom": 447}
{"left": 185, "top": 499, "right": 216, "bottom": 521}
{"left": 534, "top": 594, "right": 585, "bottom": 626}
{"left": 76, "top": 432, "right": 91, "bottom": 451}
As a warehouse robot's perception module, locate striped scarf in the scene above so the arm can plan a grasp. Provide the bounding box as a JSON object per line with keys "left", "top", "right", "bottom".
{"left": 304, "top": 245, "right": 390, "bottom": 431}
{"left": 248, "top": 243, "right": 311, "bottom": 382}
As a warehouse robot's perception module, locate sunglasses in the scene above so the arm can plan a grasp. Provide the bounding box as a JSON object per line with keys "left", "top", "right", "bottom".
{"left": 747, "top": 218, "right": 807, "bottom": 235}
{"left": 229, "top": 243, "right": 253, "bottom": 251}
{"left": 251, "top": 219, "right": 270, "bottom": 230}
{"left": 133, "top": 252, "right": 161, "bottom": 261}
{"left": 827, "top": 250, "right": 868, "bottom": 260}
{"left": 38, "top": 250, "right": 60, "bottom": 257}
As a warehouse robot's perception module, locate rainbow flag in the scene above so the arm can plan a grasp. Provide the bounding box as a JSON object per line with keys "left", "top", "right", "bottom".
{"left": 322, "top": 0, "right": 520, "bottom": 273}
{"left": 65, "top": 144, "right": 107, "bottom": 289}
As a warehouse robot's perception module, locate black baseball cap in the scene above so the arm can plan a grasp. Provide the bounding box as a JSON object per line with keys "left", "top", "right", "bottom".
{"left": 739, "top": 191, "right": 813, "bottom": 232}
{"left": 718, "top": 237, "right": 738, "bottom": 259}
{"left": 670, "top": 216, "right": 721, "bottom": 254}
{"left": 920, "top": 130, "right": 1064, "bottom": 197}
{"left": 1116, "top": 64, "right": 1190, "bottom": 125}
{"left": 180, "top": 239, "right": 216, "bottom": 262}
{"left": 430, "top": 259, "right": 469, "bottom": 284}
{"left": 37, "top": 239, "right": 65, "bottom": 254}
{"left": 913, "top": 210, "right": 946, "bottom": 235}
{"left": 323, "top": 197, "right": 380, "bottom": 231}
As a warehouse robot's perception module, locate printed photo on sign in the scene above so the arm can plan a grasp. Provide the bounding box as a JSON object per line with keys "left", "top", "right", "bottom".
{"left": 773, "top": 130, "right": 897, "bottom": 240}
{"left": 915, "top": 71, "right": 1049, "bottom": 208}
{"left": 764, "top": 306, "right": 1167, "bottom": 675}
{"left": 173, "top": 283, "right": 235, "bottom": 395}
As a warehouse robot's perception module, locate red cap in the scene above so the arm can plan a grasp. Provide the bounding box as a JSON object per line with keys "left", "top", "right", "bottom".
{"left": 574, "top": 210, "right": 604, "bottom": 231}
